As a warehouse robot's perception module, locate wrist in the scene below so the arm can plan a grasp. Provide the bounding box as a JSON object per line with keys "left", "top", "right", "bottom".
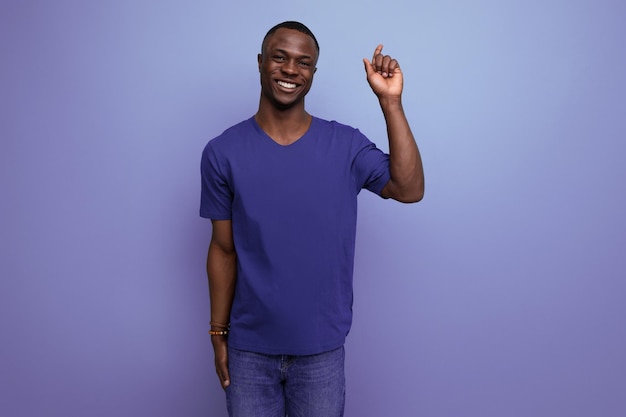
{"left": 210, "top": 320, "right": 230, "bottom": 330}
{"left": 210, "top": 320, "right": 230, "bottom": 337}
{"left": 378, "top": 95, "right": 403, "bottom": 111}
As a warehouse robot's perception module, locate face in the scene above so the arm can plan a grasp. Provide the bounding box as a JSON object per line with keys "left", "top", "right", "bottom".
{"left": 258, "top": 28, "right": 318, "bottom": 110}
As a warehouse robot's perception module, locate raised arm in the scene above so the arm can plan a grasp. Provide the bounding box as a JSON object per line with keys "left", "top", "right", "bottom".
{"left": 363, "top": 45, "right": 424, "bottom": 203}
{"left": 207, "top": 219, "right": 237, "bottom": 389}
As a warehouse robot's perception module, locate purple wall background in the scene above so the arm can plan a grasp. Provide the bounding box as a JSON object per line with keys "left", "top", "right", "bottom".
{"left": 1, "top": 1, "right": 625, "bottom": 416}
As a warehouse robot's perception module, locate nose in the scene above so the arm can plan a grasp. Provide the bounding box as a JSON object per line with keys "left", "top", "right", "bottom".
{"left": 281, "top": 59, "right": 297, "bottom": 75}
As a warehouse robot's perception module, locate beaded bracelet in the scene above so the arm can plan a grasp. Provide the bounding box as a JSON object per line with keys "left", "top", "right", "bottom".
{"left": 209, "top": 329, "right": 229, "bottom": 336}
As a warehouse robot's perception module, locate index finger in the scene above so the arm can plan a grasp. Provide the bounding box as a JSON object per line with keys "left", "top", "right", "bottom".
{"left": 372, "top": 44, "right": 383, "bottom": 61}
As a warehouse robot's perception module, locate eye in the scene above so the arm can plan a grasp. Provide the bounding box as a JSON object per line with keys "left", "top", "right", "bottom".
{"left": 273, "top": 55, "right": 286, "bottom": 62}
{"left": 298, "top": 61, "right": 312, "bottom": 68}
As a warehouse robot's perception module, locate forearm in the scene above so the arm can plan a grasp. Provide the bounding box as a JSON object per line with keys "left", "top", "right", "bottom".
{"left": 363, "top": 45, "right": 424, "bottom": 202}
{"left": 207, "top": 240, "right": 237, "bottom": 326}
{"left": 380, "top": 96, "right": 424, "bottom": 203}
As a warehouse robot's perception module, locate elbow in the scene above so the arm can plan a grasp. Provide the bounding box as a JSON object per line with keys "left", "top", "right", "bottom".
{"left": 411, "top": 183, "right": 425, "bottom": 202}
{"left": 410, "top": 192, "right": 425, "bottom": 203}
{"left": 397, "top": 188, "right": 424, "bottom": 203}
{"left": 387, "top": 169, "right": 425, "bottom": 203}
{"left": 399, "top": 179, "right": 425, "bottom": 203}
{"left": 384, "top": 181, "right": 424, "bottom": 203}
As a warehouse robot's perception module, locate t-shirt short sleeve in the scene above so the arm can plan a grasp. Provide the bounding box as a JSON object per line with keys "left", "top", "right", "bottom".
{"left": 351, "top": 129, "right": 391, "bottom": 196}
{"left": 200, "top": 141, "right": 232, "bottom": 219}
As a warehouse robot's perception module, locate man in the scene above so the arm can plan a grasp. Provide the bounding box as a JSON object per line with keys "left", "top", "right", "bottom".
{"left": 200, "top": 21, "right": 424, "bottom": 417}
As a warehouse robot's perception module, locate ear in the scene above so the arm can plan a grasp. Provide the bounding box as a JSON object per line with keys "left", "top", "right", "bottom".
{"left": 257, "top": 53, "right": 263, "bottom": 71}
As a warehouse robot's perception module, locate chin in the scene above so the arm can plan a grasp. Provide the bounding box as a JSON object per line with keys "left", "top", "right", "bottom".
{"left": 272, "top": 96, "right": 304, "bottom": 110}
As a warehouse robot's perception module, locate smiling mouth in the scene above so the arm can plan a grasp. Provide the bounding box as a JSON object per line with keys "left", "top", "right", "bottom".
{"left": 277, "top": 80, "right": 298, "bottom": 89}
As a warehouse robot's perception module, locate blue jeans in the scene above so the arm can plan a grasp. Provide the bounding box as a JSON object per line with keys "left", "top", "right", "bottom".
{"left": 226, "top": 345, "right": 345, "bottom": 417}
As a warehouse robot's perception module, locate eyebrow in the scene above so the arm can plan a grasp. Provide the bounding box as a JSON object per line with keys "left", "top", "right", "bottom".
{"left": 272, "top": 48, "right": 314, "bottom": 61}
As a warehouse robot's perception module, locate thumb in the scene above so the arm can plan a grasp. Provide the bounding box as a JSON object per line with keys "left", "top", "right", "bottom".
{"left": 362, "top": 58, "right": 374, "bottom": 76}
{"left": 217, "top": 361, "right": 231, "bottom": 389}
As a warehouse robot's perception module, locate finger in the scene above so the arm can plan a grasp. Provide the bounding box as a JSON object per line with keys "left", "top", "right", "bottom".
{"left": 363, "top": 58, "right": 375, "bottom": 77}
{"left": 381, "top": 55, "right": 394, "bottom": 77}
{"left": 373, "top": 55, "right": 391, "bottom": 77}
{"left": 212, "top": 338, "right": 231, "bottom": 389}
{"left": 217, "top": 361, "right": 230, "bottom": 389}
{"left": 372, "top": 55, "right": 381, "bottom": 74}
{"left": 373, "top": 54, "right": 387, "bottom": 75}
{"left": 372, "top": 44, "right": 383, "bottom": 63}
{"left": 383, "top": 57, "right": 400, "bottom": 78}
{"left": 387, "top": 59, "right": 400, "bottom": 77}
{"left": 372, "top": 45, "right": 385, "bottom": 74}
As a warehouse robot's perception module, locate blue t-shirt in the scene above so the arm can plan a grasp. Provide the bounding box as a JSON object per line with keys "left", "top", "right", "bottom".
{"left": 200, "top": 116, "right": 390, "bottom": 355}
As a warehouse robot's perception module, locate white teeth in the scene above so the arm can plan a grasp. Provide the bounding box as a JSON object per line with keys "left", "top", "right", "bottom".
{"left": 277, "top": 81, "right": 297, "bottom": 89}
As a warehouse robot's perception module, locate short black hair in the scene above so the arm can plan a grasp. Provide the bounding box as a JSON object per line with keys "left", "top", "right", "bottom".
{"left": 261, "top": 21, "right": 320, "bottom": 55}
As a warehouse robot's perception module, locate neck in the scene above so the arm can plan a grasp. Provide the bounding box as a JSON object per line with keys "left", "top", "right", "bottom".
{"left": 255, "top": 99, "right": 312, "bottom": 146}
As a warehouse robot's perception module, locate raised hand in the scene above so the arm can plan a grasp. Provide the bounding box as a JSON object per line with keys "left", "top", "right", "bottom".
{"left": 363, "top": 44, "right": 403, "bottom": 99}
